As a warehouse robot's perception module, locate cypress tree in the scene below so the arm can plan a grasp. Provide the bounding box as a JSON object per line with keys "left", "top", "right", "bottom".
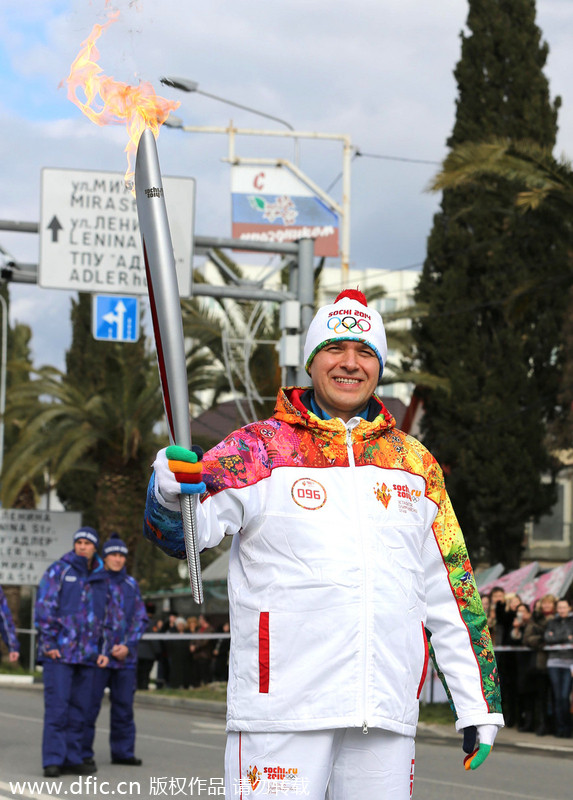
{"left": 412, "top": 0, "right": 569, "bottom": 568}
{"left": 58, "top": 292, "right": 152, "bottom": 538}
{"left": 57, "top": 293, "right": 109, "bottom": 524}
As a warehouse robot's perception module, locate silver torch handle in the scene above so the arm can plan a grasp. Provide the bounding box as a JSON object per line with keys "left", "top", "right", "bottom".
{"left": 135, "top": 127, "right": 203, "bottom": 604}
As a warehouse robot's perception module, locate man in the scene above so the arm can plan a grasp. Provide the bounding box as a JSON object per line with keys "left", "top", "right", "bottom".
{"left": 144, "top": 290, "right": 504, "bottom": 799}
{"left": 136, "top": 606, "right": 159, "bottom": 691}
{"left": 82, "top": 533, "right": 148, "bottom": 767}
{"left": 190, "top": 614, "right": 214, "bottom": 686}
{"left": 35, "top": 527, "right": 109, "bottom": 778}
{"left": 0, "top": 584, "right": 20, "bottom": 663}
{"left": 544, "top": 597, "right": 573, "bottom": 738}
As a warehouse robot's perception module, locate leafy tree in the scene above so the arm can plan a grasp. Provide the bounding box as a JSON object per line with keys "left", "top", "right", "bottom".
{"left": 412, "top": 0, "right": 570, "bottom": 568}
{"left": 431, "top": 139, "right": 573, "bottom": 457}
{"left": 56, "top": 293, "right": 114, "bottom": 525}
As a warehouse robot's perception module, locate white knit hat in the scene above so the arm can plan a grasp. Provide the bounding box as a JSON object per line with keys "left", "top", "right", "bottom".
{"left": 303, "top": 289, "right": 387, "bottom": 379}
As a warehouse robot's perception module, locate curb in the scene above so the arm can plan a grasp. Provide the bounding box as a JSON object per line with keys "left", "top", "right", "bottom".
{"left": 2, "top": 682, "right": 570, "bottom": 757}
{"left": 134, "top": 692, "right": 227, "bottom": 718}
{"left": 0, "top": 675, "right": 36, "bottom": 686}
{"left": 415, "top": 722, "right": 573, "bottom": 759}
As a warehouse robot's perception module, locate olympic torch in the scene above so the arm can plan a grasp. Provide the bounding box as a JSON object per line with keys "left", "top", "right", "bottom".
{"left": 134, "top": 127, "right": 203, "bottom": 604}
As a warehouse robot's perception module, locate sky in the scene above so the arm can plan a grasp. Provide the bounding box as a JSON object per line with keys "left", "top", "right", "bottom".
{"left": 1, "top": 0, "right": 573, "bottom": 370}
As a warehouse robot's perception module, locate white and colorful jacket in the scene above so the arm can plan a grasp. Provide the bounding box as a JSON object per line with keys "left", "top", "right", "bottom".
{"left": 144, "top": 387, "right": 503, "bottom": 737}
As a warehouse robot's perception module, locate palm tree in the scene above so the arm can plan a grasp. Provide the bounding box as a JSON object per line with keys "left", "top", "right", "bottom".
{"left": 430, "top": 137, "right": 573, "bottom": 211}
{"left": 1, "top": 344, "right": 163, "bottom": 557}
{"left": 182, "top": 254, "right": 283, "bottom": 424}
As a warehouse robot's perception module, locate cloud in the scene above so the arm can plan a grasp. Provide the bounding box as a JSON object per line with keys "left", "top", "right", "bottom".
{"left": 0, "top": 0, "right": 572, "bottom": 370}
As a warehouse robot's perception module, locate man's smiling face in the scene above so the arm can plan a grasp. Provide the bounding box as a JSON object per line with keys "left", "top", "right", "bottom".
{"left": 309, "top": 340, "right": 379, "bottom": 422}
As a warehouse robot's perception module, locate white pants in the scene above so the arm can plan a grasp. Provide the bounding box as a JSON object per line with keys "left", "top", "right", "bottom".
{"left": 225, "top": 728, "right": 415, "bottom": 800}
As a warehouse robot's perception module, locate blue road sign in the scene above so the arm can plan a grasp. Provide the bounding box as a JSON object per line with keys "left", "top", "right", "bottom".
{"left": 92, "top": 295, "right": 139, "bottom": 343}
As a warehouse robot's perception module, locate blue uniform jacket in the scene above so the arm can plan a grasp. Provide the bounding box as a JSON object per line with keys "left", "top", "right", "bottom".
{"left": 0, "top": 586, "right": 19, "bottom": 652}
{"left": 35, "top": 551, "right": 108, "bottom": 665}
{"left": 105, "top": 568, "right": 148, "bottom": 669}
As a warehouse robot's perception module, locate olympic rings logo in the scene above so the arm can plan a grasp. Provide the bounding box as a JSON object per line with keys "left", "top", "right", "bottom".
{"left": 327, "top": 315, "right": 371, "bottom": 333}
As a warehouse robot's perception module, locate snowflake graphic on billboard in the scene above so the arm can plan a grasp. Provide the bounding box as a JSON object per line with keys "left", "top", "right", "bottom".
{"left": 248, "top": 194, "right": 299, "bottom": 226}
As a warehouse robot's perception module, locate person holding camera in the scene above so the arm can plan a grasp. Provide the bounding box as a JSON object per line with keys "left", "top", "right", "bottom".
{"left": 510, "top": 602, "right": 536, "bottom": 732}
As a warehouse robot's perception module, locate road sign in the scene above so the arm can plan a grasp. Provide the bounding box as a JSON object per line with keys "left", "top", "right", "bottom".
{"left": 92, "top": 294, "right": 139, "bottom": 342}
{"left": 0, "top": 509, "right": 82, "bottom": 586}
{"left": 39, "top": 167, "right": 195, "bottom": 296}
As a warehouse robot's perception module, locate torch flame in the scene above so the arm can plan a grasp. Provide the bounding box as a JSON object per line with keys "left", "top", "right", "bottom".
{"left": 64, "top": 10, "right": 180, "bottom": 188}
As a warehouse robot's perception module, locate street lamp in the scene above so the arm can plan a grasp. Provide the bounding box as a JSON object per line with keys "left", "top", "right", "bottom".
{"left": 160, "top": 76, "right": 299, "bottom": 162}
{"left": 163, "top": 114, "right": 185, "bottom": 130}
{"left": 157, "top": 82, "right": 352, "bottom": 282}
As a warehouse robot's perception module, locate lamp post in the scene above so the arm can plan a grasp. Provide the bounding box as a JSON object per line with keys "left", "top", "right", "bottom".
{"left": 159, "top": 78, "right": 351, "bottom": 282}
{"left": 160, "top": 76, "right": 299, "bottom": 163}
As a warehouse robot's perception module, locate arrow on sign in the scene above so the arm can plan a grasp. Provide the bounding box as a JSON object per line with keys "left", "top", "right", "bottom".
{"left": 103, "top": 300, "right": 127, "bottom": 337}
{"left": 47, "top": 216, "right": 63, "bottom": 242}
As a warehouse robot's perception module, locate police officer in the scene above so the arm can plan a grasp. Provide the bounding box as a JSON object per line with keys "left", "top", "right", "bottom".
{"left": 36, "top": 527, "right": 108, "bottom": 778}
{"left": 82, "top": 533, "right": 148, "bottom": 767}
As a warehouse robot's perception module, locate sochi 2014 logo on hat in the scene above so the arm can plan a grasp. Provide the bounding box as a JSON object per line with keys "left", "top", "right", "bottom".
{"left": 303, "top": 289, "right": 387, "bottom": 379}
{"left": 291, "top": 478, "right": 327, "bottom": 510}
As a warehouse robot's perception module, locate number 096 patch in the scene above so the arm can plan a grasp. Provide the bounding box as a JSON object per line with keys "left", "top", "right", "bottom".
{"left": 291, "top": 478, "right": 327, "bottom": 510}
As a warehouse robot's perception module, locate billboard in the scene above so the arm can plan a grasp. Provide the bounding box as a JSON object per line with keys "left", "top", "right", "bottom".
{"left": 231, "top": 166, "right": 339, "bottom": 257}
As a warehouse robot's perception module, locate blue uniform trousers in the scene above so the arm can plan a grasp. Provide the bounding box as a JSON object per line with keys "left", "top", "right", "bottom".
{"left": 82, "top": 666, "right": 137, "bottom": 761}
{"left": 42, "top": 660, "right": 96, "bottom": 768}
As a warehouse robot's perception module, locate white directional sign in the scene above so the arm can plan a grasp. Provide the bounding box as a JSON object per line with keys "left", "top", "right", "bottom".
{"left": 39, "top": 167, "right": 195, "bottom": 296}
{"left": 0, "top": 509, "right": 82, "bottom": 586}
{"left": 92, "top": 294, "right": 140, "bottom": 342}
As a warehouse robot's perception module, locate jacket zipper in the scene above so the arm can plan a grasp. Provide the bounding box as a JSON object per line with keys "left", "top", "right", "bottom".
{"left": 346, "top": 421, "right": 369, "bottom": 734}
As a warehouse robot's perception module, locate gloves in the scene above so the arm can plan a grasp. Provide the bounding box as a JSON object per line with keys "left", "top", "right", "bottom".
{"left": 153, "top": 445, "right": 206, "bottom": 505}
{"left": 462, "top": 724, "right": 498, "bottom": 770}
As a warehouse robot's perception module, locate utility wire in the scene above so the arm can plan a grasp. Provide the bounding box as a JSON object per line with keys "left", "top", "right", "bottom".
{"left": 325, "top": 149, "right": 442, "bottom": 193}
{"left": 355, "top": 150, "right": 442, "bottom": 166}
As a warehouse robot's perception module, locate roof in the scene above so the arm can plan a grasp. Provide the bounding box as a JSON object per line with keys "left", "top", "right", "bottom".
{"left": 192, "top": 395, "right": 408, "bottom": 444}
{"left": 380, "top": 396, "right": 407, "bottom": 429}
{"left": 201, "top": 548, "right": 230, "bottom": 582}
{"left": 191, "top": 401, "right": 248, "bottom": 443}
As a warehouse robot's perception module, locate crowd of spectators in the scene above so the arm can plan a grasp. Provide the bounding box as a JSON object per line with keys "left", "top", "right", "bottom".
{"left": 137, "top": 613, "right": 230, "bottom": 691}
{"left": 483, "top": 586, "right": 573, "bottom": 738}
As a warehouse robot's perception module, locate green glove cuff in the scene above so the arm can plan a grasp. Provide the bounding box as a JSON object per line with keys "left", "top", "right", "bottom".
{"left": 464, "top": 743, "right": 492, "bottom": 771}
{"left": 166, "top": 445, "right": 198, "bottom": 463}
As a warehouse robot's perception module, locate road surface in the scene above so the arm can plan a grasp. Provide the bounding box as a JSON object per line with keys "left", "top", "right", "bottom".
{"left": 0, "top": 686, "right": 570, "bottom": 799}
